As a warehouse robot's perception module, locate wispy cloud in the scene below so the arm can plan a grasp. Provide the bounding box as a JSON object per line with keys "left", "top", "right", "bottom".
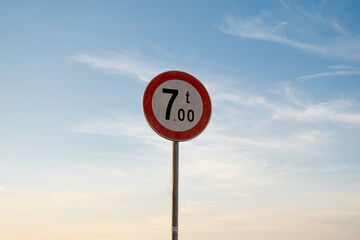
{"left": 297, "top": 70, "right": 360, "bottom": 80}
{"left": 272, "top": 101, "right": 360, "bottom": 124}
{"left": 218, "top": 3, "right": 360, "bottom": 60}
{"left": 215, "top": 85, "right": 360, "bottom": 125}
{"left": 67, "top": 113, "right": 167, "bottom": 150}
{"left": 68, "top": 114, "right": 150, "bottom": 138}
{"left": 328, "top": 65, "right": 356, "bottom": 70}
{"left": 219, "top": 15, "right": 323, "bottom": 53}
{"left": 72, "top": 51, "right": 172, "bottom": 82}
{"left": 297, "top": 65, "right": 360, "bottom": 80}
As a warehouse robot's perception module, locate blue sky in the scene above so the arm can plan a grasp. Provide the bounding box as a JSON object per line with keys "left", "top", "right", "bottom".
{"left": 1, "top": 0, "right": 360, "bottom": 239}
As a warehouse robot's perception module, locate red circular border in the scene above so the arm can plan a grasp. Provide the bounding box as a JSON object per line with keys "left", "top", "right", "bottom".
{"left": 143, "top": 71, "right": 211, "bottom": 141}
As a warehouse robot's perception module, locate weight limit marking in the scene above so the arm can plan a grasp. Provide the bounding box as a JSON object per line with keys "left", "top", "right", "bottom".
{"left": 162, "top": 88, "right": 195, "bottom": 122}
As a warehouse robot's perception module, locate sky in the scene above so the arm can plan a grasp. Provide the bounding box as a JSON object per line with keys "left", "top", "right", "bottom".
{"left": 0, "top": 0, "right": 360, "bottom": 239}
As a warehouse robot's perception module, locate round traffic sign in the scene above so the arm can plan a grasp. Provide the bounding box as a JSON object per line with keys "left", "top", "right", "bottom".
{"left": 143, "top": 71, "right": 211, "bottom": 141}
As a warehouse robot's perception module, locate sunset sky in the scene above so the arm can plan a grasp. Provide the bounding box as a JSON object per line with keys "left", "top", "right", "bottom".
{"left": 1, "top": 1, "right": 360, "bottom": 239}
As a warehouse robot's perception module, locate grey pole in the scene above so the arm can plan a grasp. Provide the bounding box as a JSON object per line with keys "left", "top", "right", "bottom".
{"left": 171, "top": 141, "right": 179, "bottom": 240}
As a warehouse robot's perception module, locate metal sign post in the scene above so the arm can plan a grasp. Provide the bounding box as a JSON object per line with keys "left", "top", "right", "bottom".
{"left": 142, "top": 71, "right": 211, "bottom": 240}
{"left": 171, "top": 141, "right": 179, "bottom": 240}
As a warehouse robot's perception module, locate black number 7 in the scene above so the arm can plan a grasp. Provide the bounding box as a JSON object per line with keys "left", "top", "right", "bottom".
{"left": 162, "top": 88, "right": 178, "bottom": 120}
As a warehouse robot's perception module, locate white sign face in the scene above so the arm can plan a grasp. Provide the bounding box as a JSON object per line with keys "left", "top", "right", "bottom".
{"left": 152, "top": 80, "right": 203, "bottom": 131}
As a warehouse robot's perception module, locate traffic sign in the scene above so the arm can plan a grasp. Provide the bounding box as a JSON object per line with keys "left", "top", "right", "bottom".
{"left": 143, "top": 71, "right": 211, "bottom": 141}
